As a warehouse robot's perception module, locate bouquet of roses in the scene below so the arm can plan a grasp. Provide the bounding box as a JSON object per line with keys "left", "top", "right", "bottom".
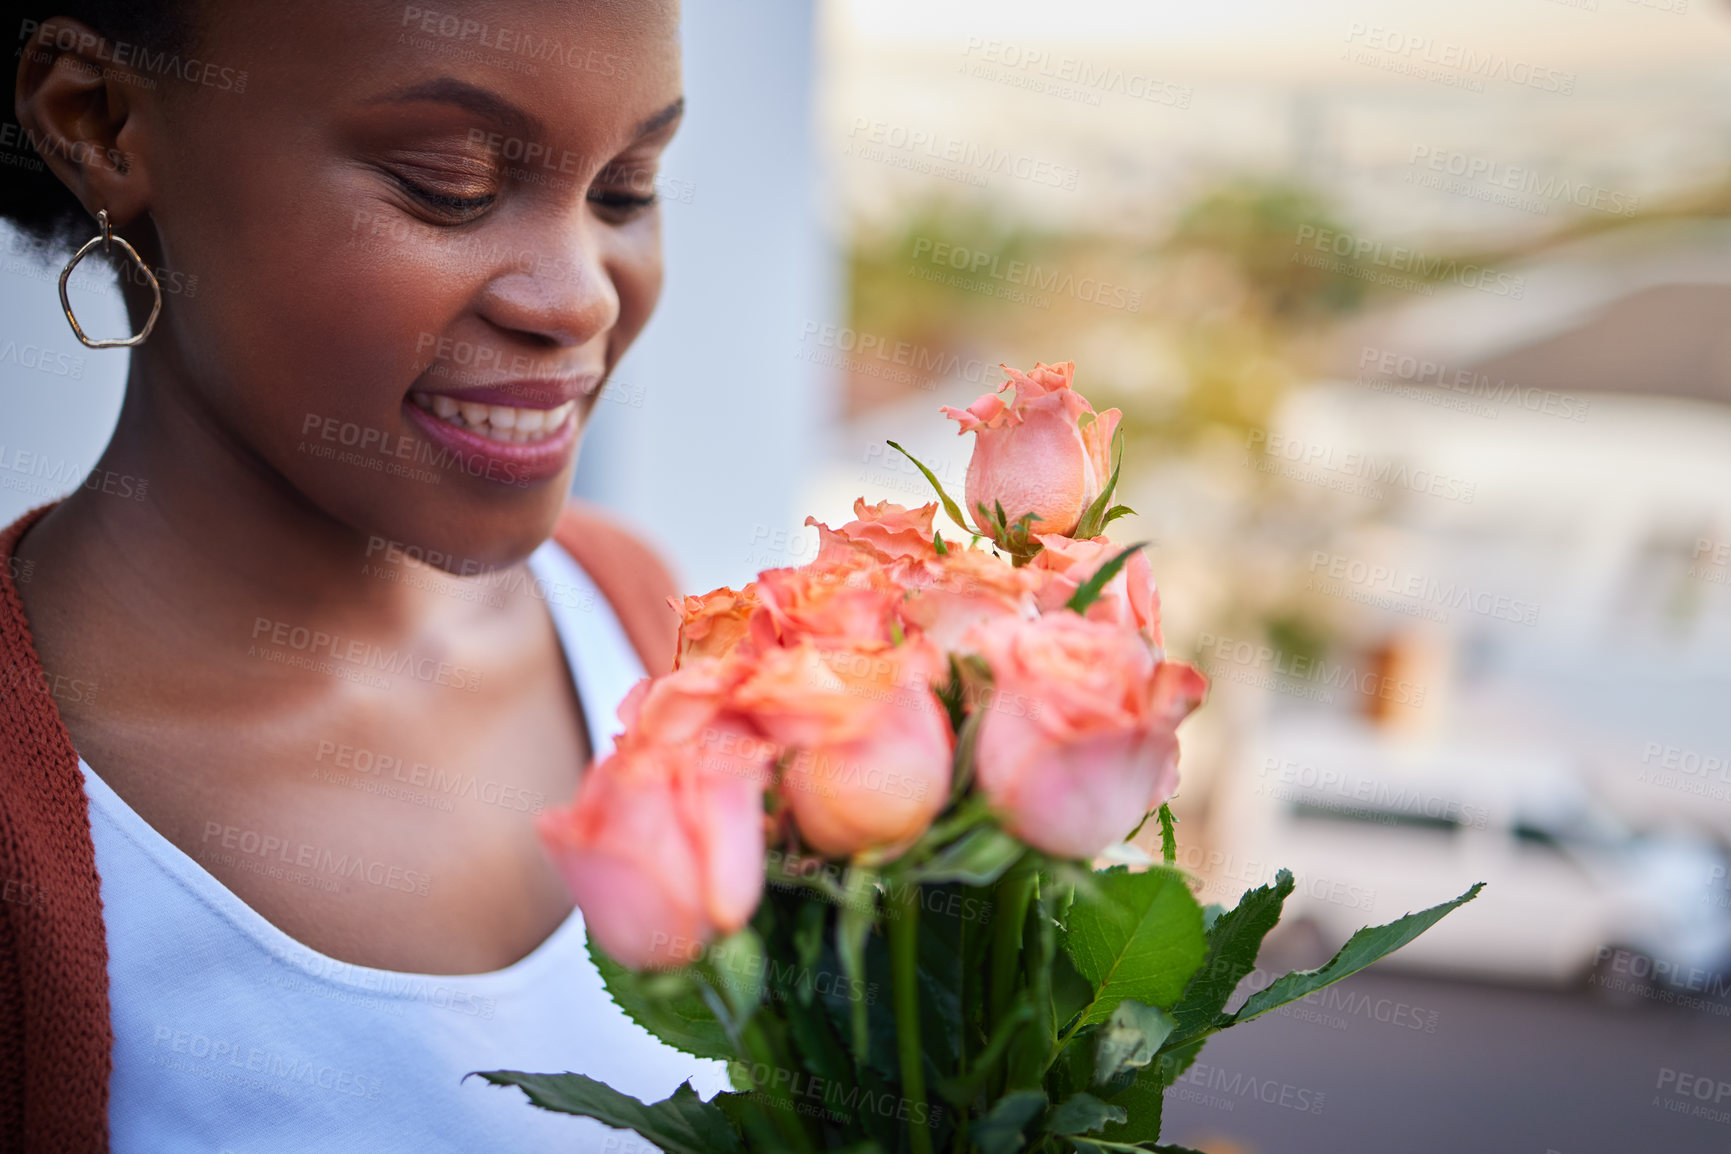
{"left": 480, "top": 362, "right": 1480, "bottom": 1153}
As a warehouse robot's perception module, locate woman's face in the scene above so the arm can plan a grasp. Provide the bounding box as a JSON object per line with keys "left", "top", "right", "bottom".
{"left": 130, "top": 0, "right": 682, "bottom": 568}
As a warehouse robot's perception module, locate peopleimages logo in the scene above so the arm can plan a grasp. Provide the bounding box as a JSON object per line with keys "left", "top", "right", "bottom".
{"left": 1306, "top": 549, "right": 1541, "bottom": 627}
{"left": 1342, "top": 23, "right": 1576, "bottom": 95}
{"left": 18, "top": 18, "right": 249, "bottom": 91}
{"left": 844, "top": 118, "right": 1079, "bottom": 191}
{"left": 1293, "top": 225, "right": 1525, "bottom": 300}
{"left": 1407, "top": 146, "right": 1640, "bottom": 218}
{"left": 1357, "top": 345, "right": 1590, "bottom": 423}
{"left": 908, "top": 238, "right": 1142, "bottom": 312}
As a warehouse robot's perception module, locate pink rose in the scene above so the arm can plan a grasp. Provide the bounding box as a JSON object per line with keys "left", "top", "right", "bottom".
{"left": 972, "top": 614, "right": 1206, "bottom": 859}
{"left": 942, "top": 362, "right": 1120, "bottom": 542}
{"left": 1030, "top": 534, "right": 1162, "bottom": 648}
{"left": 673, "top": 584, "right": 760, "bottom": 668}
{"left": 540, "top": 659, "right": 775, "bottom": 969}
{"left": 897, "top": 546, "right": 1040, "bottom": 653}
{"left": 538, "top": 738, "right": 768, "bottom": 970}
{"left": 734, "top": 639, "right": 953, "bottom": 858}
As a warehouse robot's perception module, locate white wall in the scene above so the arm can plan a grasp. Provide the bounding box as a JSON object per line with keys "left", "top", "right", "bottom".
{"left": 573, "top": 0, "right": 839, "bottom": 591}
{"left": 0, "top": 0, "right": 838, "bottom": 596}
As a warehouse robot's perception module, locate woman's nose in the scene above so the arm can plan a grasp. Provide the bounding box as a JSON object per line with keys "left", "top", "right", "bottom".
{"left": 473, "top": 216, "right": 621, "bottom": 350}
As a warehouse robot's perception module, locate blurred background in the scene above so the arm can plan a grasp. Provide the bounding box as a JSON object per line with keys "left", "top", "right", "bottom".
{"left": 7, "top": 0, "right": 1731, "bottom": 1149}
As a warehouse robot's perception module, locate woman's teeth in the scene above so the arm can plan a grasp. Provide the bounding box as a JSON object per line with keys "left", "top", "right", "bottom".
{"left": 410, "top": 392, "right": 576, "bottom": 444}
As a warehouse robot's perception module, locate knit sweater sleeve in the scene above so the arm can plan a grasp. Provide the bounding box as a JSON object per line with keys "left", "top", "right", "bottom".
{"left": 550, "top": 499, "right": 683, "bottom": 679}
{"left": 0, "top": 503, "right": 113, "bottom": 1154}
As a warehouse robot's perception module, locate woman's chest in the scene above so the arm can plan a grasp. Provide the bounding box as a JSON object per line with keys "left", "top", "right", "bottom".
{"left": 86, "top": 767, "right": 727, "bottom": 1151}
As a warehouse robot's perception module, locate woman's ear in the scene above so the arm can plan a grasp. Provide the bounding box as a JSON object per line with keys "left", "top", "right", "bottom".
{"left": 13, "top": 16, "right": 154, "bottom": 232}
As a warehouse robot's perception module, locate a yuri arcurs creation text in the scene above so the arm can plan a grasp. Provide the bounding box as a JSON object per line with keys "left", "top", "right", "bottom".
{"left": 478, "top": 361, "right": 1480, "bottom": 1153}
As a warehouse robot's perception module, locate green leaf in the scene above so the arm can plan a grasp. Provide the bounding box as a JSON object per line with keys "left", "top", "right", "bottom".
{"left": 590, "top": 934, "right": 734, "bottom": 1061}
{"left": 912, "top": 826, "right": 1025, "bottom": 887}
{"left": 1226, "top": 883, "right": 1485, "bottom": 1027}
{"left": 933, "top": 530, "right": 949, "bottom": 555}
{"left": 887, "top": 440, "right": 970, "bottom": 534}
{"left": 1064, "top": 867, "right": 1207, "bottom": 1027}
{"left": 1065, "top": 544, "right": 1149, "bottom": 615}
{"left": 1048, "top": 1092, "right": 1128, "bottom": 1136}
{"left": 1156, "top": 805, "right": 1177, "bottom": 867}
{"left": 1093, "top": 999, "right": 1176, "bottom": 1086}
{"left": 1153, "top": 1037, "right": 1204, "bottom": 1090}
{"left": 1166, "top": 871, "right": 1294, "bottom": 1045}
{"left": 1094, "top": 1060, "right": 1165, "bottom": 1144}
{"left": 971, "top": 1089, "right": 1048, "bottom": 1154}
{"left": 472, "top": 1073, "right": 741, "bottom": 1154}
{"left": 1099, "top": 505, "right": 1136, "bottom": 529}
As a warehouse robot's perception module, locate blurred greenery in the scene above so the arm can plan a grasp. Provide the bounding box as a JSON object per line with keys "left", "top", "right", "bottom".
{"left": 846, "top": 177, "right": 1375, "bottom": 452}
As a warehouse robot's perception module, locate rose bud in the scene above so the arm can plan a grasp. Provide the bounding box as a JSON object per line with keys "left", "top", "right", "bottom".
{"left": 941, "top": 362, "right": 1120, "bottom": 542}
{"left": 1030, "top": 533, "right": 1162, "bottom": 648}
{"left": 538, "top": 740, "right": 768, "bottom": 971}
{"left": 734, "top": 638, "right": 953, "bottom": 858}
{"left": 973, "top": 614, "right": 1206, "bottom": 859}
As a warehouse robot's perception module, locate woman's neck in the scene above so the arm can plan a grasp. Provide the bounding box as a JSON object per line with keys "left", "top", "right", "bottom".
{"left": 16, "top": 358, "right": 520, "bottom": 684}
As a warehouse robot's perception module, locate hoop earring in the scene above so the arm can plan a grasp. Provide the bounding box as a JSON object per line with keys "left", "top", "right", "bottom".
{"left": 58, "top": 209, "right": 162, "bottom": 349}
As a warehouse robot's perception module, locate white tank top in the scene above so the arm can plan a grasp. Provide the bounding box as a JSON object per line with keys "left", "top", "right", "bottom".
{"left": 81, "top": 542, "right": 728, "bottom": 1153}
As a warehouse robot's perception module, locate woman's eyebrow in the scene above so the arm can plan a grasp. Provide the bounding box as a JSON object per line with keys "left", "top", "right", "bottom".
{"left": 367, "top": 77, "right": 544, "bottom": 139}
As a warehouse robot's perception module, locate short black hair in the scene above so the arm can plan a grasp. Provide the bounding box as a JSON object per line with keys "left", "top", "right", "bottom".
{"left": 2, "top": 2, "right": 192, "bottom": 253}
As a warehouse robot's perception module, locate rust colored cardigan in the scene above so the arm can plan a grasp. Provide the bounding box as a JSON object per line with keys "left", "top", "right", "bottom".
{"left": 0, "top": 501, "right": 681, "bottom": 1153}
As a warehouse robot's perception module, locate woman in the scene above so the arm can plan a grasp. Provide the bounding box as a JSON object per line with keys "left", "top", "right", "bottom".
{"left": 0, "top": 1, "right": 720, "bottom": 1149}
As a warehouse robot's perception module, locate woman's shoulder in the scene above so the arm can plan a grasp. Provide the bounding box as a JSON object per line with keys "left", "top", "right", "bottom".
{"left": 549, "top": 499, "right": 682, "bottom": 677}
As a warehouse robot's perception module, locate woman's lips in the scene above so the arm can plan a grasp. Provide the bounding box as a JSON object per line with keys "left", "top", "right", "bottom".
{"left": 402, "top": 391, "right": 580, "bottom": 485}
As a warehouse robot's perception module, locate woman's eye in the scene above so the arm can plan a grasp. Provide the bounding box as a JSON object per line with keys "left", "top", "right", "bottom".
{"left": 587, "top": 188, "right": 660, "bottom": 222}
{"left": 390, "top": 172, "right": 496, "bottom": 223}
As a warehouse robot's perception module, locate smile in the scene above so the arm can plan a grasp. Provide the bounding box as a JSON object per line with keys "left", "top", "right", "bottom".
{"left": 409, "top": 391, "right": 578, "bottom": 444}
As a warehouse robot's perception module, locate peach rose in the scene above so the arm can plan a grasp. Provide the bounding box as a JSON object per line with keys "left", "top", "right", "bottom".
{"left": 942, "top": 362, "right": 1120, "bottom": 542}
{"left": 538, "top": 738, "right": 769, "bottom": 970}
{"left": 673, "top": 584, "right": 760, "bottom": 668}
{"left": 1030, "top": 534, "right": 1162, "bottom": 648}
{"left": 806, "top": 499, "right": 939, "bottom": 575}
{"left": 749, "top": 564, "right": 902, "bottom": 653}
{"left": 734, "top": 638, "right": 953, "bottom": 858}
{"left": 972, "top": 614, "right": 1206, "bottom": 859}
{"left": 897, "top": 546, "right": 1040, "bottom": 653}
{"left": 615, "top": 657, "right": 763, "bottom": 769}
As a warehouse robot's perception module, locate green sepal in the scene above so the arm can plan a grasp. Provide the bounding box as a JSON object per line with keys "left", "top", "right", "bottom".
{"left": 1072, "top": 424, "right": 1125, "bottom": 540}
{"left": 887, "top": 440, "right": 970, "bottom": 535}
{"left": 1065, "top": 544, "right": 1149, "bottom": 615}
